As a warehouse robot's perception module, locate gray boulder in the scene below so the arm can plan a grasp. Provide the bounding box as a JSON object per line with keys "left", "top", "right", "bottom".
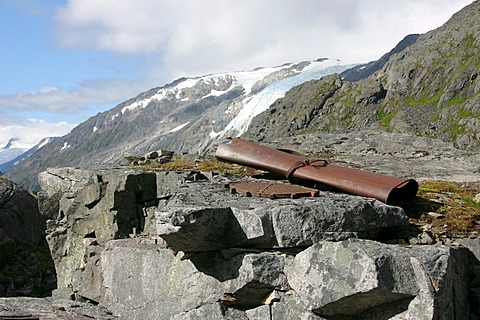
{"left": 34, "top": 166, "right": 480, "bottom": 319}
{"left": 286, "top": 239, "right": 473, "bottom": 319}
{"left": 38, "top": 167, "right": 96, "bottom": 196}
{"left": 155, "top": 181, "right": 409, "bottom": 251}
{"left": 88, "top": 239, "right": 288, "bottom": 318}
{"left": 38, "top": 167, "right": 203, "bottom": 299}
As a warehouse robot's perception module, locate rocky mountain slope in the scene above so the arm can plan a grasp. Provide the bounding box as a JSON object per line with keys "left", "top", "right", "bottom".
{"left": 5, "top": 60, "right": 352, "bottom": 189}
{"left": 245, "top": 0, "right": 480, "bottom": 149}
{"left": 340, "top": 33, "right": 420, "bottom": 82}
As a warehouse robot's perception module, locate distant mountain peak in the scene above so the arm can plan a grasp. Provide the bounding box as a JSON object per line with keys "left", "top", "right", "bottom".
{"left": 0, "top": 137, "right": 59, "bottom": 175}
{"left": 2, "top": 138, "right": 19, "bottom": 150}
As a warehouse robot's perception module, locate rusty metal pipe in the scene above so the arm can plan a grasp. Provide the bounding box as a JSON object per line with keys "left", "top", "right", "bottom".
{"left": 215, "top": 138, "right": 418, "bottom": 204}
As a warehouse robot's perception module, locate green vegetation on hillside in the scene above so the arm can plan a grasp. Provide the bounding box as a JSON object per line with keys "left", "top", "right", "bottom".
{"left": 407, "top": 180, "right": 480, "bottom": 237}
{"left": 405, "top": 86, "right": 443, "bottom": 107}
{"left": 378, "top": 106, "right": 396, "bottom": 130}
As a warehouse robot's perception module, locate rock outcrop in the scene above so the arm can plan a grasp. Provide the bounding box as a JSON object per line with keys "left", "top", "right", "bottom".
{"left": 0, "top": 178, "right": 43, "bottom": 254}
{"left": 0, "top": 177, "right": 55, "bottom": 297}
{"left": 340, "top": 33, "right": 420, "bottom": 82}
{"left": 19, "top": 153, "right": 479, "bottom": 319}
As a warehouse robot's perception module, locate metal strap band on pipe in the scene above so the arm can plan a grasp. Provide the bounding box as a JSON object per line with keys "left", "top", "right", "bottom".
{"left": 215, "top": 138, "right": 418, "bottom": 204}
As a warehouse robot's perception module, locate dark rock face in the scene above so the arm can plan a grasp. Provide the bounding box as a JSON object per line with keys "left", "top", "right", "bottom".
{"left": 0, "top": 178, "right": 43, "bottom": 252}
{"left": 0, "top": 178, "right": 55, "bottom": 297}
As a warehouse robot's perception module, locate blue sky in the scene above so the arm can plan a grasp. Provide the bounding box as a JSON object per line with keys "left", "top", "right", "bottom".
{"left": 0, "top": 0, "right": 474, "bottom": 148}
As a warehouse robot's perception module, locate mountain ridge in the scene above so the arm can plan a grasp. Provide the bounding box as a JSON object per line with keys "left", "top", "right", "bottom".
{"left": 340, "top": 33, "right": 420, "bottom": 82}
{"left": 245, "top": 0, "right": 480, "bottom": 149}
{"left": 5, "top": 59, "right": 353, "bottom": 188}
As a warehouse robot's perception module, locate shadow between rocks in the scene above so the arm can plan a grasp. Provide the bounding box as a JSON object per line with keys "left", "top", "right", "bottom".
{"left": 394, "top": 196, "right": 443, "bottom": 219}
{"left": 185, "top": 208, "right": 252, "bottom": 281}
{"left": 315, "top": 291, "right": 414, "bottom": 320}
{"left": 189, "top": 251, "right": 245, "bottom": 282}
{"left": 0, "top": 237, "right": 57, "bottom": 297}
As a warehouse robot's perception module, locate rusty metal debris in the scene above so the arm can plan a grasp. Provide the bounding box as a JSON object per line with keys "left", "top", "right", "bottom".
{"left": 228, "top": 181, "right": 319, "bottom": 199}
{"left": 215, "top": 138, "right": 418, "bottom": 204}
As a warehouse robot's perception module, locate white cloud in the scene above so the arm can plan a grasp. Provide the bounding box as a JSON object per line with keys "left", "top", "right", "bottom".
{"left": 54, "top": 0, "right": 474, "bottom": 79}
{"left": 0, "top": 77, "right": 148, "bottom": 114}
{"left": 0, "top": 117, "right": 76, "bottom": 149}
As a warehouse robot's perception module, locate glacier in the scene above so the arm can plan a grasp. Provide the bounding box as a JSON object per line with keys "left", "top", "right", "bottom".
{"left": 115, "top": 59, "right": 355, "bottom": 144}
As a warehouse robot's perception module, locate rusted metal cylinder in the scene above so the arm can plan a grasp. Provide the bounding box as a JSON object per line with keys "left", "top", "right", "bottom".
{"left": 215, "top": 138, "right": 418, "bottom": 204}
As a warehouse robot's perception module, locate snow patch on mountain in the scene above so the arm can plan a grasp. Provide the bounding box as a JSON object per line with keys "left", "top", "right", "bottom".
{"left": 117, "top": 61, "right": 310, "bottom": 117}
{"left": 116, "top": 59, "right": 351, "bottom": 139}
{"left": 1, "top": 137, "right": 37, "bottom": 151}
{"left": 218, "top": 60, "right": 354, "bottom": 137}
{"left": 60, "top": 142, "right": 71, "bottom": 151}
{"left": 202, "top": 85, "right": 235, "bottom": 99}
{"left": 169, "top": 122, "right": 190, "bottom": 133}
{"left": 37, "top": 137, "right": 55, "bottom": 149}
{"left": 1, "top": 137, "right": 46, "bottom": 166}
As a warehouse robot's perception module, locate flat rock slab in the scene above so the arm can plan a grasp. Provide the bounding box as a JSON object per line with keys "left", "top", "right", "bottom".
{"left": 270, "top": 131, "right": 480, "bottom": 182}
{"left": 0, "top": 297, "right": 116, "bottom": 320}
{"left": 155, "top": 181, "right": 409, "bottom": 252}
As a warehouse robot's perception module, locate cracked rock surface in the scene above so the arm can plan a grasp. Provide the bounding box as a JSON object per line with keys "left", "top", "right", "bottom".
{"left": 3, "top": 160, "right": 473, "bottom": 319}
